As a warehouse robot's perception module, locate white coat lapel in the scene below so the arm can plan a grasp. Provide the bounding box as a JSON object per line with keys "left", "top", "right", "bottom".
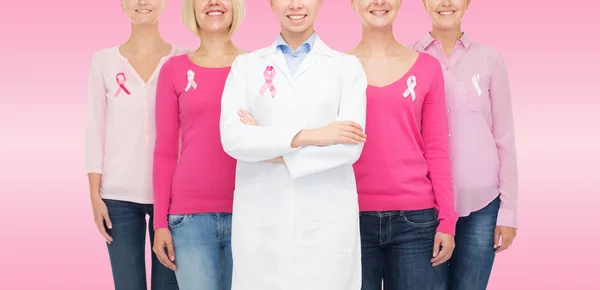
{"left": 294, "top": 37, "right": 334, "bottom": 80}
{"left": 259, "top": 41, "right": 293, "bottom": 83}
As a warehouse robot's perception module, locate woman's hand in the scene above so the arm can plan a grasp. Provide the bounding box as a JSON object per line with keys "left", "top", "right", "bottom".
{"left": 238, "top": 109, "right": 283, "bottom": 163}
{"left": 91, "top": 195, "right": 113, "bottom": 244}
{"left": 494, "top": 226, "right": 517, "bottom": 253}
{"left": 292, "top": 121, "right": 366, "bottom": 147}
{"left": 431, "top": 232, "right": 455, "bottom": 266}
{"left": 153, "top": 228, "right": 177, "bottom": 271}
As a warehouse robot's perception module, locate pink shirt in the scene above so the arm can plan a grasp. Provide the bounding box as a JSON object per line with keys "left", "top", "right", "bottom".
{"left": 84, "top": 45, "right": 187, "bottom": 204}
{"left": 153, "top": 55, "right": 236, "bottom": 229}
{"left": 411, "top": 33, "right": 518, "bottom": 228}
{"left": 353, "top": 53, "right": 458, "bottom": 235}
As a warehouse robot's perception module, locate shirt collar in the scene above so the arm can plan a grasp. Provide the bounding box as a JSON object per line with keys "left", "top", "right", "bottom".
{"left": 276, "top": 32, "right": 317, "bottom": 54}
{"left": 422, "top": 32, "right": 472, "bottom": 51}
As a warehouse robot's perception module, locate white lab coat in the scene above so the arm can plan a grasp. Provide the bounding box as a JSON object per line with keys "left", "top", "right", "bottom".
{"left": 220, "top": 37, "right": 367, "bottom": 290}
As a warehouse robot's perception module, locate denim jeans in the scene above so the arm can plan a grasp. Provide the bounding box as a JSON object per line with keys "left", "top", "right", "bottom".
{"left": 434, "top": 196, "right": 501, "bottom": 290}
{"left": 104, "top": 199, "right": 179, "bottom": 290}
{"left": 360, "top": 208, "right": 441, "bottom": 290}
{"left": 169, "top": 213, "right": 233, "bottom": 290}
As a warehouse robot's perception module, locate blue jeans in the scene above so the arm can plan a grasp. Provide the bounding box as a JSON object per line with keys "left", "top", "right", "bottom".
{"left": 169, "top": 213, "right": 233, "bottom": 290}
{"left": 104, "top": 199, "right": 179, "bottom": 290}
{"left": 360, "top": 208, "right": 441, "bottom": 290}
{"left": 434, "top": 196, "right": 500, "bottom": 290}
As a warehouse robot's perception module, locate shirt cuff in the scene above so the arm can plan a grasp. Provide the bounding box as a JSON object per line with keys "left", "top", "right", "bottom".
{"left": 153, "top": 217, "right": 168, "bottom": 230}
{"left": 496, "top": 208, "right": 518, "bottom": 228}
{"left": 437, "top": 216, "right": 457, "bottom": 236}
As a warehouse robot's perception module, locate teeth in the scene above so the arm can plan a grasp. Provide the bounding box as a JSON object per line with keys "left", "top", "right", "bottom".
{"left": 136, "top": 9, "right": 151, "bottom": 13}
{"left": 207, "top": 11, "right": 224, "bottom": 16}
{"left": 288, "top": 15, "right": 305, "bottom": 20}
{"left": 439, "top": 11, "right": 454, "bottom": 15}
{"left": 370, "top": 11, "right": 388, "bottom": 15}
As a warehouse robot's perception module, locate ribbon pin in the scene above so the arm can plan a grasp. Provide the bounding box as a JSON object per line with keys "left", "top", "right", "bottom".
{"left": 115, "top": 72, "right": 131, "bottom": 97}
{"left": 185, "top": 70, "right": 197, "bottom": 92}
{"left": 403, "top": 75, "right": 417, "bottom": 102}
{"left": 472, "top": 74, "right": 482, "bottom": 96}
{"left": 259, "top": 66, "right": 277, "bottom": 98}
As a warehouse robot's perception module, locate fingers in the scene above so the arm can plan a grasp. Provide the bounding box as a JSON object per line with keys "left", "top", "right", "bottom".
{"left": 431, "top": 236, "right": 442, "bottom": 263}
{"left": 431, "top": 234, "right": 454, "bottom": 266}
{"left": 103, "top": 212, "right": 113, "bottom": 230}
{"left": 153, "top": 243, "right": 177, "bottom": 271}
{"left": 340, "top": 132, "right": 363, "bottom": 144}
{"left": 341, "top": 121, "right": 364, "bottom": 132}
{"left": 95, "top": 217, "right": 113, "bottom": 244}
{"left": 494, "top": 227, "right": 500, "bottom": 250}
{"left": 433, "top": 245, "right": 452, "bottom": 266}
{"left": 167, "top": 243, "right": 176, "bottom": 262}
{"left": 495, "top": 232, "right": 514, "bottom": 254}
{"left": 238, "top": 109, "right": 257, "bottom": 126}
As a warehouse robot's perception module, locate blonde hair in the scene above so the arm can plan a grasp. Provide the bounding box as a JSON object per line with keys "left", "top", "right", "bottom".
{"left": 181, "top": 0, "right": 245, "bottom": 38}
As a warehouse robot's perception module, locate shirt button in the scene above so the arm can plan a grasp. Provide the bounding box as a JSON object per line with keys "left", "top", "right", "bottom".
{"left": 448, "top": 133, "right": 452, "bottom": 137}
{"left": 450, "top": 156, "right": 453, "bottom": 160}
{"left": 447, "top": 109, "right": 451, "bottom": 113}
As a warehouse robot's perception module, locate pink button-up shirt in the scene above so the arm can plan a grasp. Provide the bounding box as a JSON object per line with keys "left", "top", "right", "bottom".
{"left": 411, "top": 33, "right": 518, "bottom": 228}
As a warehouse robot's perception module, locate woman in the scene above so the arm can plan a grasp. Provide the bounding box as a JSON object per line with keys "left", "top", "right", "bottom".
{"left": 151, "top": 0, "right": 245, "bottom": 289}
{"left": 85, "top": 0, "right": 186, "bottom": 289}
{"left": 220, "top": 0, "right": 368, "bottom": 289}
{"left": 412, "top": 1, "right": 518, "bottom": 289}
{"left": 348, "top": 0, "right": 458, "bottom": 289}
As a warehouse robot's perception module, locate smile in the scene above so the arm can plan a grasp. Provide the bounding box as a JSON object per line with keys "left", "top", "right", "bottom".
{"left": 438, "top": 11, "right": 456, "bottom": 16}
{"left": 370, "top": 10, "right": 389, "bottom": 15}
{"left": 287, "top": 14, "right": 307, "bottom": 20}
{"left": 135, "top": 9, "right": 152, "bottom": 13}
{"left": 206, "top": 10, "right": 225, "bottom": 16}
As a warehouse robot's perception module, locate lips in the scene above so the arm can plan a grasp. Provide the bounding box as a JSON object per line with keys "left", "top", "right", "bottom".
{"left": 287, "top": 14, "right": 307, "bottom": 20}
{"left": 438, "top": 11, "right": 456, "bottom": 16}
{"left": 206, "top": 10, "right": 225, "bottom": 16}
{"left": 370, "top": 10, "right": 389, "bottom": 15}
{"left": 135, "top": 9, "right": 152, "bottom": 13}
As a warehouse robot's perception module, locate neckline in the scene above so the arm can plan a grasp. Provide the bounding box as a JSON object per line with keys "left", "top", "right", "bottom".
{"left": 115, "top": 44, "right": 175, "bottom": 85}
{"left": 367, "top": 52, "right": 423, "bottom": 90}
{"left": 184, "top": 53, "right": 233, "bottom": 70}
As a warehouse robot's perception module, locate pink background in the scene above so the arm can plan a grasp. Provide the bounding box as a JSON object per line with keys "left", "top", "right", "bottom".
{"left": 1, "top": 0, "right": 598, "bottom": 289}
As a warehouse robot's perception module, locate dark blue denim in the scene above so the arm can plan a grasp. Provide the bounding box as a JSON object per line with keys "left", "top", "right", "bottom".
{"left": 360, "top": 208, "right": 441, "bottom": 290}
{"left": 104, "top": 199, "right": 179, "bottom": 290}
{"left": 434, "top": 196, "right": 501, "bottom": 290}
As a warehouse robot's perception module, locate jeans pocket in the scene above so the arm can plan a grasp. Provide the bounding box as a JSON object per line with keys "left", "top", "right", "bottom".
{"left": 402, "top": 208, "right": 439, "bottom": 227}
{"left": 168, "top": 214, "right": 190, "bottom": 229}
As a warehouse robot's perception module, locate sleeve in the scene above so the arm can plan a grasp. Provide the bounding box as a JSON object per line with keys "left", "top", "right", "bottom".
{"left": 282, "top": 56, "right": 367, "bottom": 179}
{"left": 84, "top": 56, "right": 107, "bottom": 174}
{"left": 489, "top": 54, "right": 518, "bottom": 228}
{"left": 422, "top": 58, "right": 458, "bottom": 235}
{"left": 153, "top": 62, "right": 179, "bottom": 230}
{"left": 219, "top": 55, "right": 303, "bottom": 162}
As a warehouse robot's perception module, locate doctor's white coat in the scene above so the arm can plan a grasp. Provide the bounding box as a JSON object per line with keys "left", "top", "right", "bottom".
{"left": 220, "top": 37, "right": 367, "bottom": 290}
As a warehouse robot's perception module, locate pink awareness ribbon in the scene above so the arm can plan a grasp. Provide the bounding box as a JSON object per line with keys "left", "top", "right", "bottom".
{"left": 115, "top": 72, "right": 131, "bottom": 97}
{"left": 259, "top": 66, "right": 277, "bottom": 98}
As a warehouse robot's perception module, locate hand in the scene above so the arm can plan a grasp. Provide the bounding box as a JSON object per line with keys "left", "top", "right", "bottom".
{"left": 153, "top": 228, "right": 177, "bottom": 271}
{"left": 494, "top": 226, "right": 517, "bottom": 253}
{"left": 266, "top": 156, "right": 284, "bottom": 163}
{"left": 91, "top": 195, "right": 113, "bottom": 244}
{"left": 298, "top": 121, "right": 366, "bottom": 147}
{"left": 238, "top": 109, "right": 257, "bottom": 126}
{"left": 431, "top": 232, "right": 455, "bottom": 266}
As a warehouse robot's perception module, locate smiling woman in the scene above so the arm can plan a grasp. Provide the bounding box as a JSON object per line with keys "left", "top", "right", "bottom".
{"left": 151, "top": 0, "right": 246, "bottom": 290}
{"left": 84, "top": 1, "right": 187, "bottom": 290}
{"left": 411, "top": 1, "right": 519, "bottom": 290}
